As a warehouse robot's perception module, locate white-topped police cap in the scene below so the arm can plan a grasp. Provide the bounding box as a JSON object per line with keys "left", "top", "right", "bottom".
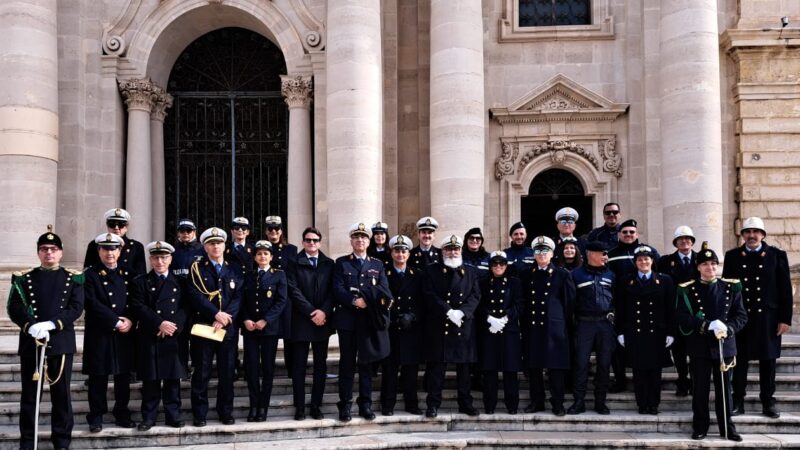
{"left": 531, "top": 235, "right": 556, "bottom": 251}
{"left": 254, "top": 240, "right": 273, "bottom": 252}
{"left": 672, "top": 225, "right": 696, "bottom": 246}
{"left": 349, "top": 222, "right": 371, "bottom": 238}
{"left": 372, "top": 221, "right": 389, "bottom": 233}
{"left": 555, "top": 207, "right": 579, "bottom": 222}
{"left": 489, "top": 250, "right": 508, "bottom": 263}
{"left": 264, "top": 216, "right": 283, "bottom": 226}
{"left": 634, "top": 245, "right": 655, "bottom": 259}
{"left": 94, "top": 232, "right": 124, "bottom": 247}
{"left": 177, "top": 218, "right": 197, "bottom": 230}
{"left": 145, "top": 240, "right": 175, "bottom": 255}
{"left": 440, "top": 234, "right": 462, "bottom": 249}
{"left": 200, "top": 227, "right": 227, "bottom": 243}
{"left": 741, "top": 216, "right": 767, "bottom": 235}
{"left": 416, "top": 216, "right": 439, "bottom": 231}
{"left": 389, "top": 234, "right": 412, "bottom": 250}
{"left": 231, "top": 216, "right": 250, "bottom": 228}
{"left": 104, "top": 208, "right": 131, "bottom": 222}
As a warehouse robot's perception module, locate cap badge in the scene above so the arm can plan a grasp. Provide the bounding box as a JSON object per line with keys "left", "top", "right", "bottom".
{"left": 115, "top": 208, "right": 122, "bottom": 216}
{"left": 705, "top": 251, "right": 712, "bottom": 257}
{"left": 106, "top": 233, "right": 113, "bottom": 241}
{"left": 450, "top": 235, "right": 458, "bottom": 244}
{"left": 155, "top": 241, "right": 162, "bottom": 249}
{"left": 358, "top": 223, "right": 365, "bottom": 231}
{"left": 425, "top": 218, "right": 432, "bottom": 226}
{"left": 212, "top": 228, "right": 219, "bottom": 237}
{"left": 398, "top": 236, "right": 405, "bottom": 244}
{"left": 47, "top": 234, "right": 54, "bottom": 241}
{"left": 538, "top": 237, "right": 544, "bottom": 244}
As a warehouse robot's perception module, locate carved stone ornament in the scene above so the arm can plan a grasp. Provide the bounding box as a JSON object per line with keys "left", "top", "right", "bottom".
{"left": 103, "top": 34, "right": 126, "bottom": 56}
{"left": 150, "top": 86, "right": 174, "bottom": 122}
{"left": 280, "top": 75, "right": 313, "bottom": 109}
{"left": 600, "top": 137, "right": 622, "bottom": 177}
{"left": 118, "top": 78, "right": 155, "bottom": 112}
{"left": 517, "top": 140, "right": 599, "bottom": 174}
{"left": 495, "top": 141, "right": 519, "bottom": 180}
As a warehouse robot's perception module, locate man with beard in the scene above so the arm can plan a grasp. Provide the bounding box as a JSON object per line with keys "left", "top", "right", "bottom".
{"left": 423, "top": 235, "right": 482, "bottom": 418}
{"left": 171, "top": 219, "right": 202, "bottom": 278}
{"left": 83, "top": 208, "right": 146, "bottom": 276}
{"left": 587, "top": 203, "right": 622, "bottom": 248}
{"left": 332, "top": 223, "right": 393, "bottom": 422}
{"left": 409, "top": 216, "right": 442, "bottom": 270}
{"left": 606, "top": 219, "right": 661, "bottom": 393}
{"left": 462, "top": 227, "right": 490, "bottom": 274}
{"left": 504, "top": 222, "right": 534, "bottom": 276}
{"left": 83, "top": 233, "right": 137, "bottom": 432}
{"left": 722, "top": 217, "right": 793, "bottom": 419}
{"left": 657, "top": 225, "right": 700, "bottom": 397}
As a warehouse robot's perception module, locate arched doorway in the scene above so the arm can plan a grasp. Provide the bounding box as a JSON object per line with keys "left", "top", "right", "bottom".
{"left": 521, "top": 168, "right": 593, "bottom": 240}
{"left": 163, "top": 27, "right": 288, "bottom": 239}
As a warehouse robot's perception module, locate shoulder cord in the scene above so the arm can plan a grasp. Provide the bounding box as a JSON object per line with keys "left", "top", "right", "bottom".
{"left": 190, "top": 262, "right": 222, "bottom": 310}
{"left": 32, "top": 340, "right": 65, "bottom": 385}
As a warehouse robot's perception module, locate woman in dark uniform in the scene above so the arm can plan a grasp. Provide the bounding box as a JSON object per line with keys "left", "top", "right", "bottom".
{"left": 367, "top": 221, "right": 391, "bottom": 266}
{"left": 555, "top": 237, "right": 583, "bottom": 271}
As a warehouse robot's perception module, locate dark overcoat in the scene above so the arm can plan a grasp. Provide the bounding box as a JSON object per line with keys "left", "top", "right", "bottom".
{"left": 84, "top": 235, "right": 146, "bottom": 276}
{"left": 477, "top": 275, "right": 522, "bottom": 371}
{"left": 423, "top": 263, "right": 481, "bottom": 364}
{"left": 286, "top": 251, "right": 335, "bottom": 342}
{"left": 385, "top": 266, "right": 425, "bottom": 365}
{"left": 520, "top": 264, "right": 575, "bottom": 369}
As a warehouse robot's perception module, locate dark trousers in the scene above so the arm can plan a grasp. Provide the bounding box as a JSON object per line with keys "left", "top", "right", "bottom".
{"left": 87, "top": 373, "right": 132, "bottom": 426}
{"left": 337, "top": 330, "right": 373, "bottom": 409}
{"left": 632, "top": 369, "right": 662, "bottom": 409}
{"left": 529, "top": 368, "right": 565, "bottom": 409}
{"left": 190, "top": 334, "right": 237, "bottom": 420}
{"left": 611, "top": 343, "right": 627, "bottom": 387}
{"left": 671, "top": 334, "right": 691, "bottom": 389}
{"left": 482, "top": 371, "right": 519, "bottom": 412}
{"left": 573, "top": 320, "right": 614, "bottom": 404}
{"left": 426, "top": 362, "right": 473, "bottom": 409}
{"left": 292, "top": 340, "right": 329, "bottom": 409}
{"left": 20, "top": 353, "right": 73, "bottom": 450}
{"left": 141, "top": 379, "right": 181, "bottom": 424}
{"left": 380, "top": 353, "right": 419, "bottom": 411}
{"left": 691, "top": 356, "right": 737, "bottom": 436}
{"left": 243, "top": 334, "right": 279, "bottom": 412}
{"left": 283, "top": 338, "right": 294, "bottom": 378}
{"left": 733, "top": 357, "right": 777, "bottom": 409}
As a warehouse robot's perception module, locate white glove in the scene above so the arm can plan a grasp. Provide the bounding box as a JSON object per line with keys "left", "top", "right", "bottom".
{"left": 496, "top": 316, "right": 508, "bottom": 332}
{"left": 488, "top": 323, "right": 501, "bottom": 334}
{"left": 28, "top": 321, "right": 55, "bottom": 338}
{"left": 447, "top": 309, "right": 463, "bottom": 327}
{"left": 665, "top": 336, "right": 674, "bottom": 348}
{"left": 36, "top": 330, "right": 50, "bottom": 341}
{"left": 708, "top": 320, "right": 728, "bottom": 339}
{"left": 617, "top": 335, "right": 625, "bottom": 347}
{"left": 452, "top": 310, "right": 465, "bottom": 322}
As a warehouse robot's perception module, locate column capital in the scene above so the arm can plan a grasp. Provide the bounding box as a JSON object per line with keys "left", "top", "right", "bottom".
{"left": 280, "top": 74, "right": 313, "bottom": 109}
{"left": 150, "top": 86, "right": 174, "bottom": 123}
{"left": 118, "top": 78, "right": 155, "bottom": 112}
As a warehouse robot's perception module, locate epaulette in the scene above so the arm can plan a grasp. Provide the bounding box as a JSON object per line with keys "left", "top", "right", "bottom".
{"left": 679, "top": 280, "right": 695, "bottom": 288}
{"left": 65, "top": 268, "right": 85, "bottom": 284}
{"left": 12, "top": 268, "right": 34, "bottom": 277}
{"left": 193, "top": 255, "right": 204, "bottom": 262}
{"left": 721, "top": 278, "right": 740, "bottom": 284}
{"left": 722, "top": 278, "right": 743, "bottom": 293}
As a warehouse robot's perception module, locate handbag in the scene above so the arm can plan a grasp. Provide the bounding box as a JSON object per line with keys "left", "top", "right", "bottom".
{"left": 191, "top": 323, "right": 226, "bottom": 342}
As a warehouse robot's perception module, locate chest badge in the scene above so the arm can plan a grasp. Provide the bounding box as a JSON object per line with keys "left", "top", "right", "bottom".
{"left": 267, "top": 290, "right": 273, "bottom": 298}
{"left": 230, "top": 280, "right": 236, "bottom": 289}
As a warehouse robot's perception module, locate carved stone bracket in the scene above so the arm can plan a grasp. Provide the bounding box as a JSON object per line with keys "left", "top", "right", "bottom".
{"left": 517, "top": 140, "right": 598, "bottom": 173}
{"left": 150, "top": 86, "right": 174, "bottom": 122}
{"left": 600, "top": 137, "right": 622, "bottom": 177}
{"left": 495, "top": 141, "right": 519, "bottom": 179}
{"left": 280, "top": 75, "right": 313, "bottom": 109}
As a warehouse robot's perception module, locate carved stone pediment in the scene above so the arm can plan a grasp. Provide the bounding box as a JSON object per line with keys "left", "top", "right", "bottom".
{"left": 495, "top": 138, "right": 622, "bottom": 180}
{"left": 490, "top": 74, "right": 629, "bottom": 123}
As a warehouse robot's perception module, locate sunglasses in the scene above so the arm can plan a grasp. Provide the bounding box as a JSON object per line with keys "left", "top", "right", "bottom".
{"left": 558, "top": 220, "right": 575, "bottom": 225}
{"left": 467, "top": 236, "right": 482, "bottom": 241}
{"left": 533, "top": 248, "right": 551, "bottom": 255}
{"left": 231, "top": 226, "right": 248, "bottom": 231}
{"left": 603, "top": 210, "right": 620, "bottom": 216}
{"left": 38, "top": 246, "right": 61, "bottom": 253}
{"left": 106, "top": 221, "right": 127, "bottom": 229}
{"left": 620, "top": 230, "right": 637, "bottom": 235}
{"left": 303, "top": 238, "right": 321, "bottom": 243}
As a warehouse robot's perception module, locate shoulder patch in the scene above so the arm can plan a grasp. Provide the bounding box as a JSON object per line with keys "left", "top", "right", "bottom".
{"left": 66, "top": 268, "right": 85, "bottom": 285}
{"left": 722, "top": 278, "right": 743, "bottom": 293}
{"left": 679, "top": 280, "right": 695, "bottom": 288}
{"left": 721, "top": 278, "right": 740, "bottom": 284}
{"left": 12, "top": 268, "right": 34, "bottom": 277}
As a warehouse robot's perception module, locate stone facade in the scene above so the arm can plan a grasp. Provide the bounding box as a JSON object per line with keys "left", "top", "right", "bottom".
{"left": 0, "top": 1, "right": 799, "bottom": 317}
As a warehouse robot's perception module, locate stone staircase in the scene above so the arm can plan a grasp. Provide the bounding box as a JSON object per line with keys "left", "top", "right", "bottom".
{"left": 0, "top": 334, "right": 798, "bottom": 449}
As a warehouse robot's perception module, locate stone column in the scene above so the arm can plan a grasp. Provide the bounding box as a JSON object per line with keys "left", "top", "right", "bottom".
{"left": 282, "top": 75, "right": 314, "bottom": 245}
{"left": 119, "top": 78, "right": 155, "bottom": 243}
{"left": 659, "top": 1, "right": 723, "bottom": 252}
{"left": 150, "top": 87, "right": 173, "bottom": 240}
{"left": 326, "top": 0, "right": 383, "bottom": 255}
{"left": 429, "top": 0, "right": 485, "bottom": 238}
{"left": 0, "top": 0, "right": 59, "bottom": 272}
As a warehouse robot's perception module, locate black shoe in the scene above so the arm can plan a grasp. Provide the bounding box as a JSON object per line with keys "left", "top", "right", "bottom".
{"left": 731, "top": 401, "right": 745, "bottom": 416}
{"left": 255, "top": 410, "right": 267, "bottom": 422}
{"left": 425, "top": 406, "right": 438, "bottom": 418}
{"left": 310, "top": 406, "right": 324, "bottom": 420}
{"left": 295, "top": 409, "right": 306, "bottom": 421}
{"left": 524, "top": 403, "right": 546, "bottom": 413}
{"left": 89, "top": 424, "right": 102, "bottom": 433}
{"left": 359, "top": 406, "right": 376, "bottom": 420}
{"left": 220, "top": 417, "right": 235, "bottom": 425}
{"left": 137, "top": 422, "right": 153, "bottom": 432}
{"left": 114, "top": 419, "right": 136, "bottom": 429}
{"left": 691, "top": 431, "right": 706, "bottom": 440}
{"left": 727, "top": 431, "right": 743, "bottom": 442}
{"left": 763, "top": 406, "right": 780, "bottom": 419}
{"left": 608, "top": 383, "right": 626, "bottom": 393}
{"left": 247, "top": 408, "right": 258, "bottom": 422}
{"left": 507, "top": 408, "right": 518, "bottom": 415}
{"left": 648, "top": 407, "right": 659, "bottom": 415}
{"left": 594, "top": 404, "right": 610, "bottom": 415}
{"left": 339, "top": 407, "right": 352, "bottom": 422}
{"left": 484, "top": 408, "right": 495, "bottom": 414}
{"left": 165, "top": 420, "right": 185, "bottom": 428}
{"left": 193, "top": 419, "right": 206, "bottom": 427}
{"left": 675, "top": 386, "right": 689, "bottom": 397}
{"left": 405, "top": 406, "right": 423, "bottom": 415}
{"left": 638, "top": 407, "right": 647, "bottom": 414}
{"left": 458, "top": 405, "right": 480, "bottom": 416}
{"left": 552, "top": 407, "right": 566, "bottom": 416}
{"left": 567, "top": 401, "right": 586, "bottom": 415}
{"left": 381, "top": 408, "right": 394, "bottom": 416}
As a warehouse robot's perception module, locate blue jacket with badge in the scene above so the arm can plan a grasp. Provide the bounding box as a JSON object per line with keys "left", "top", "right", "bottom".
{"left": 503, "top": 244, "right": 534, "bottom": 276}
{"left": 571, "top": 264, "right": 615, "bottom": 319}
{"left": 187, "top": 257, "right": 242, "bottom": 333}
{"left": 83, "top": 264, "right": 136, "bottom": 375}
{"left": 241, "top": 267, "right": 287, "bottom": 337}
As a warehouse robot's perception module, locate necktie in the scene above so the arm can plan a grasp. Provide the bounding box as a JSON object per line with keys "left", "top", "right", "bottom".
{"left": 236, "top": 244, "right": 243, "bottom": 251}
{"left": 640, "top": 274, "right": 648, "bottom": 283}
{"left": 397, "top": 270, "right": 404, "bottom": 279}
{"left": 310, "top": 257, "right": 317, "bottom": 268}
{"left": 683, "top": 256, "right": 690, "bottom": 267}
{"left": 159, "top": 274, "right": 166, "bottom": 281}
{"left": 258, "top": 269, "right": 265, "bottom": 277}
{"left": 213, "top": 263, "right": 222, "bottom": 275}
{"left": 356, "top": 258, "right": 364, "bottom": 269}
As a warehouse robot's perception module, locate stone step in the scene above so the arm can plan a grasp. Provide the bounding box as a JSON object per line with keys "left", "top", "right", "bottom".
{"left": 2, "top": 412, "right": 799, "bottom": 449}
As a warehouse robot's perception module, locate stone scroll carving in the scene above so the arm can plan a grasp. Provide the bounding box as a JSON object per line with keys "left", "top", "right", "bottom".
{"left": 494, "top": 141, "right": 519, "bottom": 180}
{"left": 600, "top": 137, "right": 622, "bottom": 178}
{"left": 494, "top": 139, "right": 624, "bottom": 181}
{"left": 517, "top": 140, "right": 599, "bottom": 173}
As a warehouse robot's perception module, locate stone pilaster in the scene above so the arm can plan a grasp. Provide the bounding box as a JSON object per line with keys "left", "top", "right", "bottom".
{"left": 282, "top": 74, "right": 314, "bottom": 245}
{"left": 150, "top": 87, "right": 173, "bottom": 240}
{"left": 119, "top": 78, "right": 155, "bottom": 244}
{"left": 429, "top": 0, "right": 485, "bottom": 238}
{"left": 658, "top": 0, "right": 723, "bottom": 253}
{"left": 326, "top": 0, "right": 383, "bottom": 255}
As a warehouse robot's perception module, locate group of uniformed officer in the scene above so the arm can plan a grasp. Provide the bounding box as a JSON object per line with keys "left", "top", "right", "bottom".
{"left": 8, "top": 203, "right": 794, "bottom": 448}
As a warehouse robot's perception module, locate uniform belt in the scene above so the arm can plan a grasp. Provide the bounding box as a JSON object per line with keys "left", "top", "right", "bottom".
{"left": 577, "top": 314, "right": 611, "bottom": 322}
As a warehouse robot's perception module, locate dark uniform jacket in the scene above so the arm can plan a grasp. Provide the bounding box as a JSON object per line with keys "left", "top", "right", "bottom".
{"left": 129, "top": 271, "right": 187, "bottom": 380}
{"left": 385, "top": 265, "right": 425, "bottom": 365}
{"left": 503, "top": 244, "right": 534, "bottom": 276}
{"left": 409, "top": 245, "right": 442, "bottom": 271}
{"left": 367, "top": 245, "right": 391, "bottom": 267}
{"left": 462, "top": 249, "right": 490, "bottom": 275}
{"left": 615, "top": 272, "right": 675, "bottom": 369}
{"left": 84, "top": 235, "right": 146, "bottom": 276}
{"left": 224, "top": 240, "right": 255, "bottom": 279}
{"left": 608, "top": 240, "right": 661, "bottom": 280}
{"left": 676, "top": 278, "right": 748, "bottom": 359}
{"left": 187, "top": 257, "right": 242, "bottom": 333}
{"left": 286, "top": 251, "right": 334, "bottom": 342}
{"left": 520, "top": 264, "right": 575, "bottom": 369}
{"left": 571, "top": 264, "right": 616, "bottom": 319}
{"left": 477, "top": 275, "right": 523, "bottom": 371}
{"left": 333, "top": 254, "right": 393, "bottom": 363}
{"left": 270, "top": 242, "right": 298, "bottom": 271}
{"left": 83, "top": 264, "right": 136, "bottom": 375}
{"left": 657, "top": 251, "right": 699, "bottom": 284}
{"left": 7, "top": 267, "right": 84, "bottom": 356}
{"left": 241, "top": 267, "right": 287, "bottom": 337}
{"left": 423, "top": 263, "right": 481, "bottom": 364}
{"left": 722, "top": 243, "right": 793, "bottom": 360}
{"left": 586, "top": 225, "right": 619, "bottom": 248}
{"left": 171, "top": 240, "right": 202, "bottom": 278}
